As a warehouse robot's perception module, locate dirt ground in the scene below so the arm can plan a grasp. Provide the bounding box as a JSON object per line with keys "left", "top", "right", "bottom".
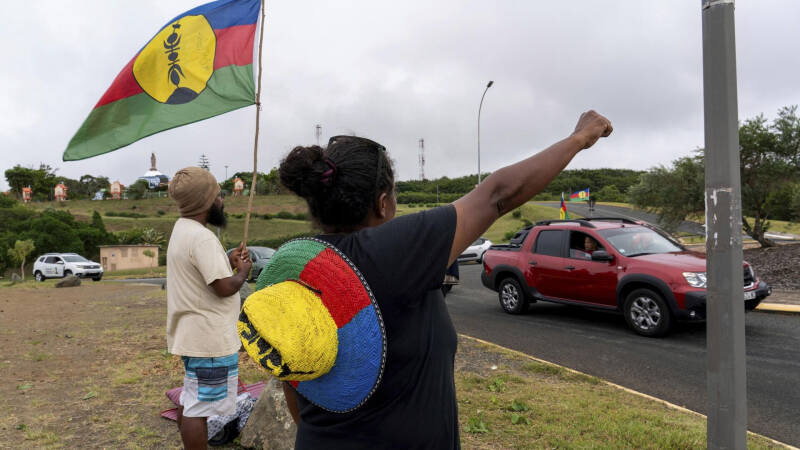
{"left": 0, "top": 283, "right": 191, "bottom": 449}
{"left": 743, "top": 243, "right": 800, "bottom": 291}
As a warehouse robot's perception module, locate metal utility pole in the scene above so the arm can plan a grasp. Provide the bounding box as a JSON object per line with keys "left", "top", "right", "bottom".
{"left": 224, "top": 165, "right": 229, "bottom": 180}
{"left": 477, "top": 80, "right": 494, "bottom": 185}
{"left": 418, "top": 138, "right": 425, "bottom": 181}
{"left": 315, "top": 124, "right": 322, "bottom": 146}
{"left": 702, "top": 1, "right": 747, "bottom": 448}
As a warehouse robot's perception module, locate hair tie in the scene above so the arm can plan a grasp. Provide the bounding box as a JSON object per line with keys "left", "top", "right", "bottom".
{"left": 320, "top": 158, "right": 337, "bottom": 184}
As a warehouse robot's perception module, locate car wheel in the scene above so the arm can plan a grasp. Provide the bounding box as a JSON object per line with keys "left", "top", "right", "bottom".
{"left": 498, "top": 277, "right": 528, "bottom": 314}
{"left": 34, "top": 271, "right": 45, "bottom": 282}
{"left": 64, "top": 270, "right": 73, "bottom": 277}
{"left": 623, "top": 288, "right": 672, "bottom": 337}
{"left": 744, "top": 299, "right": 761, "bottom": 311}
{"left": 92, "top": 276, "right": 102, "bottom": 282}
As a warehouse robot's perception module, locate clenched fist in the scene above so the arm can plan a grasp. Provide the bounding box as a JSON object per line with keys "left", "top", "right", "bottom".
{"left": 572, "top": 110, "right": 613, "bottom": 149}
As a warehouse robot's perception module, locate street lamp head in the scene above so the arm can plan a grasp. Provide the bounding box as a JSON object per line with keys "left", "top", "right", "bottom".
{"left": 487, "top": 81, "right": 494, "bottom": 88}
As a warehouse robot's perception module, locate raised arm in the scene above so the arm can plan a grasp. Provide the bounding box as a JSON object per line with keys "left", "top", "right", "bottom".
{"left": 449, "top": 110, "right": 612, "bottom": 265}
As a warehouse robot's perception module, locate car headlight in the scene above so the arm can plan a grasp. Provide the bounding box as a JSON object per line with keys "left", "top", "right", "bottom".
{"left": 683, "top": 272, "right": 707, "bottom": 288}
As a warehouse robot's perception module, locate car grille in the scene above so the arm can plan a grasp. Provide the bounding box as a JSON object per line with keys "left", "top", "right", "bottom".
{"left": 743, "top": 266, "right": 755, "bottom": 289}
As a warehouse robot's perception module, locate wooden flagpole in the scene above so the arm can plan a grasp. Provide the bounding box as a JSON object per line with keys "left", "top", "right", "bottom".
{"left": 243, "top": 0, "right": 266, "bottom": 246}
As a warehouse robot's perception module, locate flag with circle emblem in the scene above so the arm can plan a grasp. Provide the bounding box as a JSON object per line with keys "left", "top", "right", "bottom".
{"left": 63, "top": 0, "right": 261, "bottom": 161}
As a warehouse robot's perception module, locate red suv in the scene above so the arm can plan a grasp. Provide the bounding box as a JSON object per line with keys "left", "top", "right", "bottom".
{"left": 481, "top": 218, "right": 772, "bottom": 336}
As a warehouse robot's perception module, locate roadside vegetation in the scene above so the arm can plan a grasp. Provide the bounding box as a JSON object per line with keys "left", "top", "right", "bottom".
{"left": 629, "top": 106, "right": 800, "bottom": 246}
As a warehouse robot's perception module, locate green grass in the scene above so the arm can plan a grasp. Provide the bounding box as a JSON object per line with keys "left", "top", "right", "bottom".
{"left": 457, "top": 338, "right": 783, "bottom": 450}
{"left": 25, "top": 194, "right": 308, "bottom": 217}
{"left": 102, "top": 266, "right": 166, "bottom": 279}
{"left": 757, "top": 218, "right": 800, "bottom": 235}
{"left": 482, "top": 203, "right": 582, "bottom": 243}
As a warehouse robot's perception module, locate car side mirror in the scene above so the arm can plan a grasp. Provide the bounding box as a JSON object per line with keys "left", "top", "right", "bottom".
{"left": 591, "top": 250, "right": 613, "bottom": 262}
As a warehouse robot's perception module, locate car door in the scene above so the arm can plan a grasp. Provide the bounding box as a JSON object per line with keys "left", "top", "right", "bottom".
{"left": 42, "top": 256, "right": 55, "bottom": 276}
{"left": 560, "top": 231, "right": 618, "bottom": 306}
{"left": 526, "top": 229, "right": 573, "bottom": 299}
{"left": 52, "top": 256, "right": 65, "bottom": 277}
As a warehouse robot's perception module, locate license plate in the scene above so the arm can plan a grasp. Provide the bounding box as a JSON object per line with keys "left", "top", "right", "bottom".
{"left": 744, "top": 290, "right": 756, "bottom": 300}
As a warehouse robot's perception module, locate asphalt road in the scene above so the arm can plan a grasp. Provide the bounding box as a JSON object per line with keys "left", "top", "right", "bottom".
{"left": 447, "top": 264, "right": 800, "bottom": 446}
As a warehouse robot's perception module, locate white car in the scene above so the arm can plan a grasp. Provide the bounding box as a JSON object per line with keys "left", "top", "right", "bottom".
{"left": 458, "top": 237, "right": 493, "bottom": 263}
{"left": 33, "top": 253, "right": 104, "bottom": 282}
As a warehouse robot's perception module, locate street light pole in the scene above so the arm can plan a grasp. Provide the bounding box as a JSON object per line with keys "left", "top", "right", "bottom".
{"left": 477, "top": 80, "right": 494, "bottom": 185}
{"left": 224, "top": 165, "right": 229, "bottom": 180}
{"left": 701, "top": 1, "right": 747, "bottom": 448}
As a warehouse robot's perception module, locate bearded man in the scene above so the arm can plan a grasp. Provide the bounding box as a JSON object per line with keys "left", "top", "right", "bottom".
{"left": 166, "top": 167, "right": 252, "bottom": 449}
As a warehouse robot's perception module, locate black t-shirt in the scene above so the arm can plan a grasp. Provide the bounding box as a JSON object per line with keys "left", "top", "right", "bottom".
{"left": 294, "top": 205, "right": 460, "bottom": 450}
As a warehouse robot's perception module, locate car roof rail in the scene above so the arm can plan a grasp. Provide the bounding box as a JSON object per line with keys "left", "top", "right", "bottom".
{"left": 581, "top": 217, "right": 640, "bottom": 225}
{"left": 534, "top": 219, "right": 596, "bottom": 228}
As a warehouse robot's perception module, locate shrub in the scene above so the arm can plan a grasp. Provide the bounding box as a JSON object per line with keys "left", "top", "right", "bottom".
{"left": 0, "top": 195, "right": 18, "bottom": 208}
{"left": 262, "top": 213, "right": 272, "bottom": 220}
{"left": 511, "top": 209, "right": 522, "bottom": 219}
{"left": 275, "top": 211, "right": 294, "bottom": 220}
{"left": 105, "top": 211, "right": 146, "bottom": 218}
{"left": 156, "top": 210, "right": 166, "bottom": 216}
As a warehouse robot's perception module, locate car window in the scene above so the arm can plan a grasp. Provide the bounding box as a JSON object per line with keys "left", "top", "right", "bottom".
{"left": 38, "top": 256, "right": 45, "bottom": 262}
{"left": 597, "top": 227, "right": 682, "bottom": 256}
{"left": 250, "top": 248, "right": 275, "bottom": 260}
{"left": 44, "top": 256, "right": 57, "bottom": 264}
{"left": 534, "top": 230, "right": 565, "bottom": 257}
{"left": 471, "top": 238, "right": 485, "bottom": 246}
{"left": 569, "top": 231, "right": 605, "bottom": 260}
{"left": 62, "top": 255, "right": 88, "bottom": 262}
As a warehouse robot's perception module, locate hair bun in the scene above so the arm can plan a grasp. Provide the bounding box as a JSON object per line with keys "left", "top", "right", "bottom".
{"left": 279, "top": 145, "right": 327, "bottom": 198}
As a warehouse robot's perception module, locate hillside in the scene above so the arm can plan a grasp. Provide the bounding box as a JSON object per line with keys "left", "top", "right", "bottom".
{"left": 20, "top": 196, "right": 568, "bottom": 248}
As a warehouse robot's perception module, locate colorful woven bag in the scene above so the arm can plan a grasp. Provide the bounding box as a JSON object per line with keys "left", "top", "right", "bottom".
{"left": 238, "top": 237, "right": 386, "bottom": 413}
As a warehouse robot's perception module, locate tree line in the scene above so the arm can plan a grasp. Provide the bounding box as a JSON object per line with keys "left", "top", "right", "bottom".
{"left": 629, "top": 106, "right": 800, "bottom": 247}
{"left": 395, "top": 168, "right": 643, "bottom": 204}
{"left": 0, "top": 195, "right": 167, "bottom": 276}
{"left": 5, "top": 164, "right": 112, "bottom": 201}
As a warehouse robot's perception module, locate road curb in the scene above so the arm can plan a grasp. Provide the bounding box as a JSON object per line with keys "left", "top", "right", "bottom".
{"left": 756, "top": 303, "right": 800, "bottom": 314}
{"left": 460, "top": 333, "right": 799, "bottom": 449}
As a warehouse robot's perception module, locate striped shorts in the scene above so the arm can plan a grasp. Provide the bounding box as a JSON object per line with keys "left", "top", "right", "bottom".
{"left": 180, "top": 353, "right": 239, "bottom": 418}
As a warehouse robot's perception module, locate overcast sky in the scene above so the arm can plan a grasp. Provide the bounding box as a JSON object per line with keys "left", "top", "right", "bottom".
{"left": 1, "top": 1, "right": 798, "bottom": 191}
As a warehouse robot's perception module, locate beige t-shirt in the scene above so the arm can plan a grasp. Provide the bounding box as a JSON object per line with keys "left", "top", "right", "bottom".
{"left": 166, "top": 218, "right": 240, "bottom": 357}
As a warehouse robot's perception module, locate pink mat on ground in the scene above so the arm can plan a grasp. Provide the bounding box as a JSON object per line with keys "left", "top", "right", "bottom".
{"left": 159, "top": 380, "right": 266, "bottom": 421}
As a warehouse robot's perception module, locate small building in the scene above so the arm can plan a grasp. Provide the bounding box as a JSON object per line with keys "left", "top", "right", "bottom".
{"left": 110, "top": 181, "right": 124, "bottom": 199}
{"left": 22, "top": 187, "right": 32, "bottom": 203}
{"left": 54, "top": 183, "right": 68, "bottom": 201}
{"left": 99, "top": 245, "right": 159, "bottom": 272}
{"left": 233, "top": 177, "right": 245, "bottom": 196}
